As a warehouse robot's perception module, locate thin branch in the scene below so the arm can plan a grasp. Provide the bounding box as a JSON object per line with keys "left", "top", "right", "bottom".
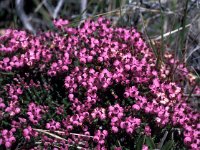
{"left": 34, "top": 0, "right": 45, "bottom": 14}
{"left": 44, "top": 0, "right": 54, "bottom": 16}
{"left": 44, "top": 0, "right": 64, "bottom": 19}
{"left": 28, "top": 0, "right": 45, "bottom": 22}
{"left": 157, "top": 131, "right": 168, "bottom": 149}
{"left": 15, "top": 0, "right": 36, "bottom": 34}
{"left": 186, "top": 82, "right": 198, "bottom": 102}
{"left": 69, "top": 3, "right": 176, "bottom": 26}
{"left": 33, "top": 128, "right": 86, "bottom": 149}
{"left": 152, "top": 24, "right": 191, "bottom": 41}
{"left": 127, "top": 3, "right": 175, "bottom": 14}
{"left": 185, "top": 45, "right": 200, "bottom": 62}
{"left": 70, "top": 132, "right": 94, "bottom": 138}
{"left": 53, "top": 0, "right": 65, "bottom": 19}
{"left": 81, "top": 0, "right": 88, "bottom": 19}
{"left": 183, "top": 94, "right": 200, "bottom": 97}
{"left": 33, "top": 128, "right": 68, "bottom": 141}
{"left": 34, "top": 129, "right": 94, "bottom": 138}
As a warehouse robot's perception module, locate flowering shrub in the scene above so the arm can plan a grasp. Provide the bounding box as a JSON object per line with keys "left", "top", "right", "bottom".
{"left": 0, "top": 18, "right": 199, "bottom": 149}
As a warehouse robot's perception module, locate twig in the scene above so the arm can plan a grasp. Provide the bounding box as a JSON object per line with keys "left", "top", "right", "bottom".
{"left": 53, "top": 0, "right": 65, "bottom": 19}
{"left": 34, "top": 129, "right": 94, "bottom": 138}
{"left": 34, "top": 0, "right": 45, "bottom": 13}
{"left": 139, "top": 10, "right": 158, "bottom": 58}
{"left": 185, "top": 45, "right": 200, "bottom": 62}
{"left": 33, "top": 128, "right": 86, "bottom": 149}
{"left": 44, "top": 0, "right": 64, "bottom": 19}
{"left": 81, "top": 0, "right": 88, "bottom": 19}
{"left": 117, "top": 140, "right": 122, "bottom": 147}
{"left": 186, "top": 82, "right": 199, "bottom": 102}
{"left": 152, "top": 24, "right": 191, "bottom": 41}
{"left": 183, "top": 94, "right": 200, "bottom": 97}
{"left": 69, "top": 3, "right": 175, "bottom": 26}
{"left": 70, "top": 132, "right": 94, "bottom": 138}
{"left": 157, "top": 131, "right": 168, "bottom": 149}
{"left": 185, "top": 11, "right": 200, "bottom": 56}
{"left": 15, "top": 0, "right": 36, "bottom": 34}
{"left": 33, "top": 128, "right": 68, "bottom": 141}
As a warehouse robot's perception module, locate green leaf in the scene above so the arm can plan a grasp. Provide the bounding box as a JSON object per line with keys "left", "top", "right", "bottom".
{"left": 93, "top": 118, "right": 99, "bottom": 123}
{"left": 136, "top": 135, "right": 145, "bottom": 150}
{"left": 145, "top": 136, "right": 156, "bottom": 150}
{"left": 0, "top": 71, "right": 15, "bottom": 75}
{"left": 161, "top": 140, "right": 174, "bottom": 150}
{"left": 2, "top": 120, "right": 10, "bottom": 126}
{"left": 24, "top": 91, "right": 31, "bottom": 102}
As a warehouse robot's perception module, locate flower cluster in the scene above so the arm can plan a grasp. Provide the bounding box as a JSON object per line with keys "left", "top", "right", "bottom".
{"left": 91, "top": 107, "right": 106, "bottom": 120}
{"left": 23, "top": 126, "right": 38, "bottom": 141}
{"left": 0, "top": 18, "right": 199, "bottom": 149}
{"left": 0, "top": 98, "right": 6, "bottom": 116}
{"left": 27, "top": 102, "right": 47, "bottom": 125}
{"left": 94, "top": 130, "right": 108, "bottom": 145}
{"left": 120, "top": 117, "right": 141, "bottom": 134}
{"left": 46, "top": 120, "right": 61, "bottom": 131}
{"left": 0, "top": 129, "right": 16, "bottom": 148}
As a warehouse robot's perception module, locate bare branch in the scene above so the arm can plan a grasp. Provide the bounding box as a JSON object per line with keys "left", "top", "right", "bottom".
{"left": 15, "top": 0, "right": 36, "bottom": 34}
{"left": 185, "top": 45, "right": 200, "bottom": 62}
{"left": 152, "top": 24, "right": 191, "bottom": 41}
{"left": 33, "top": 128, "right": 86, "bottom": 149}
{"left": 33, "top": 128, "right": 68, "bottom": 141}
{"left": 53, "top": 0, "right": 65, "bottom": 19}
{"left": 33, "top": 129, "right": 94, "bottom": 138}
{"left": 81, "top": 0, "right": 87, "bottom": 19}
{"left": 183, "top": 94, "right": 200, "bottom": 97}
{"left": 44, "top": 0, "right": 65, "bottom": 19}
{"left": 34, "top": 0, "right": 45, "bottom": 14}
{"left": 157, "top": 131, "right": 168, "bottom": 149}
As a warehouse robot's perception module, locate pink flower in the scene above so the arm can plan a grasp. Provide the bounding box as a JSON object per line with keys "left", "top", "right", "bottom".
{"left": 46, "top": 120, "right": 61, "bottom": 131}
{"left": 191, "top": 143, "right": 198, "bottom": 149}
{"left": 126, "top": 128, "right": 133, "bottom": 134}
{"left": 184, "top": 137, "right": 192, "bottom": 144}
{"left": 112, "top": 126, "right": 119, "bottom": 133}
{"left": 53, "top": 19, "right": 69, "bottom": 28}
{"left": 111, "top": 117, "right": 118, "bottom": 123}
{"left": 5, "top": 142, "right": 11, "bottom": 148}
{"left": 144, "top": 126, "right": 151, "bottom": 136}
{"left": 94, "top": 130, "right": 108, "bottom": 145}
{"left": 142, "top": 145, "right": 149, "bottom": 150}
{"left": 132, "top": 104, "right": 140, "bottom": 111}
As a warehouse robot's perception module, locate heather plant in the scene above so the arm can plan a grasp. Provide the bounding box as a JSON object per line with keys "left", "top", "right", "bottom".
{"left": 0, "top": 18, "right": 199, "bottom": 150}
